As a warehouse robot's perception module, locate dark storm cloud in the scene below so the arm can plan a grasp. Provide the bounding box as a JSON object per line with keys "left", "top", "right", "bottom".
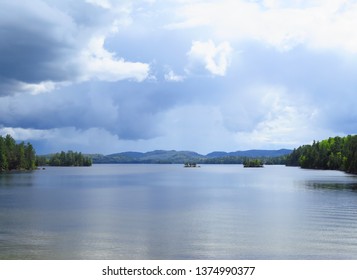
{"left": 0, "top": 1, "right": 80, "bottom": 86}
{"left": 0, "top": 80, "right": 179, "bottom": 140}
{"left": 0, "top": 0, "right": 145, "bottom": 96}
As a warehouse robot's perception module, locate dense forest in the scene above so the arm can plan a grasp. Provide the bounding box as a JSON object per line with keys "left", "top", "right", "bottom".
{"left": 286, "top": 135, "right": 357, "bottom": 174}
{"left": 0, "top": 134, "right": 36, "bottom": 171}
{"left": 202, "top": 155, "right": 287, "bottom": 165}
{"left": 1, "top": 134, "right": 92, "bottom": 171}
{"left": 37, "top": 151, "right": 92, "bottom": 167}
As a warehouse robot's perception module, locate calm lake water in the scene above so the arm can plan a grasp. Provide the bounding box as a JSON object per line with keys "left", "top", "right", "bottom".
{"left": 1, "top": 164, "right": 357, "bottom": 260}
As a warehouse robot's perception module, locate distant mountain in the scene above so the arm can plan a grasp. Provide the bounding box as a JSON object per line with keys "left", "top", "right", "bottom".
{"left": 116, "top": 151, "right": 145, "bottom": 158}
{"left": 206, "top": 151, "right": 228, "bottom": 158}
{"left": 91, "top": 149, "right": 292, "bottom": 164}
{"left": 206, "top": 149, "right": 291, "bottom": 158}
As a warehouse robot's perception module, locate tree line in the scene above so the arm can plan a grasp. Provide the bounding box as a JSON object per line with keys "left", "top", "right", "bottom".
{"left": 202, "top": 155, "right": 287, "bottom": 165}
{"left": 286, "top": 135, "right": 357, "bottom": 174}
{"left": 37, "top": 151, "right": 92, "bottom": 167}
{"left": 0, "top": 134, "right": 36, "bottom": 171}
{"left": 1, "top": 134, "right": 92, "bottom": 171}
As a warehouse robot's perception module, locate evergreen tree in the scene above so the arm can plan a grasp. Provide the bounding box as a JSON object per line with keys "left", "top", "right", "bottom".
{"left": 5, "top": 134, "right": 17, "bottom": 170}
{"left": 47, "top": 151, "right": 92, "bottom": 167}
{"left": 0, "top": 134, "right": 92, "bottom": 171}
{"left": 16, "top": 142, "right": 26, "bottom": 170}
{"left": 25, "top": 143, "right": 36, "bottom": 170}
{"left": 0, "top": 134, "right": 37, "bottom": 171}
{"left": 0, "top": 136, "right": 8, "bottom": 171}
{"left": 286, "top": 135, "right": 357, "bottom": 174}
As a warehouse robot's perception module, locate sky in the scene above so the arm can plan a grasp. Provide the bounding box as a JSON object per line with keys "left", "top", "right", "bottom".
{"left": 1, "top": 0, "right": 357, "bottom": 155}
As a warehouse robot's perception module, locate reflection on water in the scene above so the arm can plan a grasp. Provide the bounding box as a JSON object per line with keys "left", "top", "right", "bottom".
{"left": 1, "top": 165, "right": 357, "bottom": 259}
{"left": 307, "top": 182, "right": 357, "bottom": 191}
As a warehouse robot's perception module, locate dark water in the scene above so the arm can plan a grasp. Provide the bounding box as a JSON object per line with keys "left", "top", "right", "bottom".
{"left": 1, "top": 164, "right": 357, "bottom": 259}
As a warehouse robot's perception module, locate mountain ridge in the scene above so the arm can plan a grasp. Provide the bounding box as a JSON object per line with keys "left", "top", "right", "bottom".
{"left": 92, "top": 149, "right": 292, "bottom": 164}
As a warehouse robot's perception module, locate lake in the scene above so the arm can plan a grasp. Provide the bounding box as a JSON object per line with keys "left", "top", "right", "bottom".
{"left": 1, "top": 164, "right": 357, "bottom": 259}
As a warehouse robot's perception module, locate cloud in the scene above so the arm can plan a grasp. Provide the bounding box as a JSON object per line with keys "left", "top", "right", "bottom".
{"left": 18, "top": 81, "right": 71, "bottom": 95}
{"left": 168, "top": 0, "right": 357, "bottom": 53}
{"left": 85, "top": 0, "right": 112, "bottom": 9}
{"left": 0, "top": 126, "right": 52, "bottom": 142}
{"left": 145, "top": 86, "right": 323, "bottom": 152}
{"left": 164, "top": 70, "right": 185, "bottom": 82}
{"left": 154, "top": 104, "right": 234, "bottom": 152}
{"left": 0, "top": 126, "right": 124, "bottom": 154}
{"left": 0, "top": 88, "right": 119, "bottom": 132}
{"left": 81, "top": 36, "right": 150, "bottom": 82}
{"left": 0, "top": 80, "right": 175, "bottom": 142}
{"left": 187, "top": 40, "right": 233, "bottom": 76}
{"left": 0, "top": 0, "right": 79, "bottom": 86}
{"left": 0, "top": 0, "right": 150, "bottom": 96}
{"left": 2, "top": 0, "right": 357, "bottom": 154}
{"left": 232, "top": 85, "right": 321, "bottom": 147}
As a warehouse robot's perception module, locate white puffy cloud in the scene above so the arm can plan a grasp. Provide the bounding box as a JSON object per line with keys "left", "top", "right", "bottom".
{"left": 169, "top": 0, "right": 357, "bottom": 53}
{"left": 81, "top": 36, "right": 150, "bottom": 82}
{"left": 19, "top": 81, "right": 57, "bottom": 95}
{"left": 187, "top": 40, "right": 233, "bottom": 76}
{"left": 18, "top": 81, "right": 72, "bottom": 95}
{"left": 0, "top": 127, "right": 51, "bottom": 141}
{"left": 232, "top": 86, "right": 321, "bottom": 147}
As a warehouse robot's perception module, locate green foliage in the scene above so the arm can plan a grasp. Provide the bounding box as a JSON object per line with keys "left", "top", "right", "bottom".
{"left": 46, "top": 151, "right": 92, "bottom": 167}
{"left": 243, "top": 158, "right": 263, "bottom": 167}
{"left": 0, "top": 136, "right": 8, "bottom": 171}
{"left": 203, "top": 155, "right": 287, "bottom": 165}
{"left": 35, "top": 155, "right": 48, "bottom": 166}
{"left": 0, "top": 134, "right": 36, "bottom": 172}
{"left": 0, "top": 134, "right": 91, "bottom": 170}
{"left": 286, "top": 135, "right": 357, "bottom": 174}
{"left": 24, "top": 143, "right": 36, "bottom": 170}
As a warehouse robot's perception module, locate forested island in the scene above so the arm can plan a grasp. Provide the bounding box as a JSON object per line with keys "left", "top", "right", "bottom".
{"left": 36, "top": 151, "right": 92, "bottom": 167}
{"left": 286, "top": 135, "right": 357, "bottom": 174}
{"left": 0, "top": 135, "right": 36, "bottom": 171}
{"left": 243, "top": 158, "right": 264, "bottom": 168}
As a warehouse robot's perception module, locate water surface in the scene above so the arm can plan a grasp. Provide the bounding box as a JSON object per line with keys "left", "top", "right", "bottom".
{"left": 1, "top": 164, "right": 357, "bottom": 259}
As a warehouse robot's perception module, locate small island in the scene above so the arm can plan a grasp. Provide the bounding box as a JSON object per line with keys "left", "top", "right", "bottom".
{"left": 243, "top": 158, "right": 264, "bottom": 168}
{"left": 184, "top": 162, "right": 199, "bottom": 168}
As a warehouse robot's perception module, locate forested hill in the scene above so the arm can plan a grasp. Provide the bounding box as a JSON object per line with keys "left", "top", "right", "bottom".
{"left": 286, "top": 135, "right": 357, "bottom": 174}
{"left": 92, "top": 149, "right": 292, "bottom": 164}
